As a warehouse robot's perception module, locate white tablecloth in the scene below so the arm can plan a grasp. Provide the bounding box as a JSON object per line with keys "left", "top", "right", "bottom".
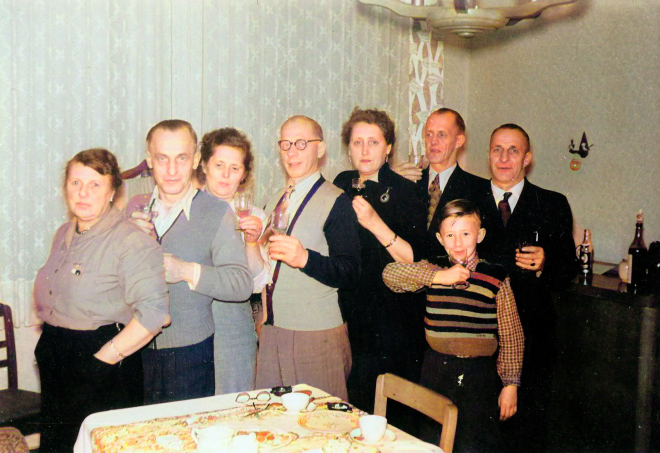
{"left": 74, "top": 384, "right": 442, "bottom": 453}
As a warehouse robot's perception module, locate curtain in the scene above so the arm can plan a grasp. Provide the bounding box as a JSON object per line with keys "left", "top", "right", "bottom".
{"left": 0, "top": 0, "right": 432, "bottom": 326}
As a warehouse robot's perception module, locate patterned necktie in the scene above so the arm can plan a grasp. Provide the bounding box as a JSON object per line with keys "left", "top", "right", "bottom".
{"left": 274, "top": 184, "right": 294, "bottom": 215}
{"left": 499, "top": 192, "right": 513, "bottom": 227}
{"left": 427, "top": 174, "right": 441, "bottom": 229}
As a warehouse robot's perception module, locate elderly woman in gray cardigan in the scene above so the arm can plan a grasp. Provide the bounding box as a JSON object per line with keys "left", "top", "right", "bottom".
{"left": 34, "top": 149, "right": 170, "bottom": 453}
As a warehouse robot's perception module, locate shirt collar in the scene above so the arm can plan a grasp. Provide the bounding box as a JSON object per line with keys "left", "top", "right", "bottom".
{"left": 429, "top": 163, "right": 457, "bottom": 192}
{"left": 490, "top": 179, "right": 525, "bottom": 213}
{"left": 150, "top": 183, "right": 197, "bottom": 221}
{"left": 289, "top": 171, "right": 321, "bottom": 202}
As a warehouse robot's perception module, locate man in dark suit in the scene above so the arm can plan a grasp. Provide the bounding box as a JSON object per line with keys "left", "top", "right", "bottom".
{"left": 477, "top": 123, "right": 579, "bottom": 453}
{"left": 398, "top": 108, "right": 486, "bottom": 258}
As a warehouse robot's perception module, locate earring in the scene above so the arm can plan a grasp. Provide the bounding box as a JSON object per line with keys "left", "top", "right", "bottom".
{"left": 110, "top": 195, "right": 114, "bottom": 203}
{"left": 348, "top": 154, "right": 352, "bottom": 164}
{"left": 385, "top": 153, "right": 389, "bottom": 163}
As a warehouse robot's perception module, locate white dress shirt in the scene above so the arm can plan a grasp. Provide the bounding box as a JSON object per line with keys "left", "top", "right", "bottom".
{"left": 491, "top": 179, "right": 525, "bottom": 213}
{"left": 428, "top": 163, "right": 457, "bottom": 192}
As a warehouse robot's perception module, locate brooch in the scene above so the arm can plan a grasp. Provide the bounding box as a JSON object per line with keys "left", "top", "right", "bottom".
{"left": 71, "top": 264, "right": 82, "bottom": 276}
{"left": 380, "top": 188, "right": 391, "bottom": 203}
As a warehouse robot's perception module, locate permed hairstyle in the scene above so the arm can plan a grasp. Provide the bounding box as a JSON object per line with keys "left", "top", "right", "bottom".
{"left": 197, "top": 127, "right": 254, "bottom": 186}
{"left": 340, "top": 107, "right": 396, "bottom": 147}
{"left": 64, "top": 148, "right": 123, "bottom": 202}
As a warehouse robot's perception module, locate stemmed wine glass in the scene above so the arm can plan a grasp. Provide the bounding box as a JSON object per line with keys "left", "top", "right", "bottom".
{"left": 235, "top": 191, "right": 253, "bottom": 219}
{"left": 408, "top": 153, "right": 424, "bottom": 167}
{"left": 234, "top": 191, "right": 253, "bottom": 231}
{"left": 271, "top": 210, "right": 290, "bottom": 235}
{"left": 452, "top": 248, "right": 470, "bottom": 290}
{"left": 351, "top": 178, "right": 366, "bottom": 200}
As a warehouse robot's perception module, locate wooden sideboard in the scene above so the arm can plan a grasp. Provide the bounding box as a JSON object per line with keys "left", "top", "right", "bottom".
{"left": 549, "top": 274, "right": 658, "bottom": 452}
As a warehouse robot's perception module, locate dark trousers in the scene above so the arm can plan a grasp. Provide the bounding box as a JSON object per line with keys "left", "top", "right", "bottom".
{"left": 35, "top": 323, "right": 143, "bottom": 453}
{"left": 142, "top": 335, "right": 215, "bottom": 405}
{"left": 419, "top": 349, "right": 502, "bottom": 453}
{"left": 500, "top": 325, "right": 556, "bottom": 453}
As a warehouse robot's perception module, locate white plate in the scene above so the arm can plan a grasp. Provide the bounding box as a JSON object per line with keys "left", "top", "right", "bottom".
{"left": 350, "top": 428, "right": 397, "bottom": 446}
{"left": 381, "top": 440, "right": 444, "bottom": 452}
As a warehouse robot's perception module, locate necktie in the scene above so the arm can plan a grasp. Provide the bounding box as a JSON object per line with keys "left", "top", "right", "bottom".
{"left": 274, "top": 184, "right": 294, "bottom": 216}
{"left": 499, "top": 192, "right": 513, "bottom": 227}
{"left": 427, "top": 174, "right": 441, "bottom": 229}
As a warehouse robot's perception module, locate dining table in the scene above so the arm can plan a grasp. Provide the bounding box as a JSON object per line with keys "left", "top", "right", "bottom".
{"left": 74, "top": 383, "right": 444, "bottom": 453}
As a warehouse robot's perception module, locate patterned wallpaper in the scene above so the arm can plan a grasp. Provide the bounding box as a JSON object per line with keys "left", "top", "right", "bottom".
{"left": 408, "top": 20, "right": 444, "bottom": 160}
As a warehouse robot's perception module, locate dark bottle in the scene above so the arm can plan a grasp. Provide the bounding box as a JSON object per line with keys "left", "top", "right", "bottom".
{"left": 579, "top": 229, "right": 594, "bottom": 278}
{"left": 627, "top": 210, "right": 647, "bottom": 288}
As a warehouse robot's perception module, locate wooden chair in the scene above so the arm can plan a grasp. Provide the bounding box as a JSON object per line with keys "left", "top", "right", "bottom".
{"left": 0, "top": 303, "right": 41, "bottom": 437}
{"left": 374, "top": 373, "right": 458, "bottom": 453}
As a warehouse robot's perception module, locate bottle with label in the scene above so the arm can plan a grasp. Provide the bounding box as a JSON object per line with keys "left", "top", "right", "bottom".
{"left": 627, "top": 210, "right": 647, "bottom": 288}
{"left": 579, "top": 229, "right": 594, "bottom": 278}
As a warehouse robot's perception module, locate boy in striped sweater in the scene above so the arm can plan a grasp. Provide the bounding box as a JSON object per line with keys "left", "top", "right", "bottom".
{"left": 383, "top": 199, "right": 524, "bottom": 453}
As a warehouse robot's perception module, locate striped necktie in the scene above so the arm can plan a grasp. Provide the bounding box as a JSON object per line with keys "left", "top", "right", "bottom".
{"left": 427, "top": 174, "right": 441, "bottom": 229}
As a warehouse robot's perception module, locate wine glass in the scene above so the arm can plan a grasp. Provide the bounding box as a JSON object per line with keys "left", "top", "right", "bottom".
{"left": 132, "top": 202, "right": 157, "bottom": 238}
{"left": 452, "top": 248, "right": 470, "bottom": 290}
{"left": 235, "top": 191, "right": 253, "bottom": 219}
{"left": 408, "top": 153, "right": 424, "bottom": 168}
{"left": 517, "top": 230, "right": 539, "bottom": 272}
{"left": 351, "top": 177, "right": 366, "bottom": 199}
{"left": 271, "top": 210, "right": 289, "bottom": 235}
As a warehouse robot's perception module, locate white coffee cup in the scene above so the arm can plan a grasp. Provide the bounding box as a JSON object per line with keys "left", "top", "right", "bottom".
{"left": 192, "top": 426, "right": 234, "bottom": 452}
{"left": 230, "top": 433, "right": 258, "bottom": 453}
{"left": 281, "top": 392, "right": 310, "bottom": 413}
{"left": 359, "top": 415, "right": 387, "bottom": 444}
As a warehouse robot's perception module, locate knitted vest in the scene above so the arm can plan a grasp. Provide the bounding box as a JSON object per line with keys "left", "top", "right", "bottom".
{"left": 265, "top": 180, "right": 344, "bottom": 331}
{"left": 425, "top": 259, "right": 508, "bottom": 357}
{"left": 156, "top": 191, "right": 232, "bottom": 348}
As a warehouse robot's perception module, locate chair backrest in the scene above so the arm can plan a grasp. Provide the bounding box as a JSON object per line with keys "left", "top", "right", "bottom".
{"left": 0, "top": 303, "right": 18, "bottom": 390}
{"left": 374, "top": 373, "right": 458, "bottom": 453}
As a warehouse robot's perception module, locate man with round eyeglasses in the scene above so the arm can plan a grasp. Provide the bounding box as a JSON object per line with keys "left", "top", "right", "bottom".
{"left": 256, "top": 115, "right": 361, "bottom": 400}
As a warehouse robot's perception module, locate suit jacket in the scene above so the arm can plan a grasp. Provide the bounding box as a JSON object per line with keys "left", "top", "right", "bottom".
{"left": 476, "top": 178, "right": 579, "bottom": 337}
{"left": 416, "top": 163, "right": 487, "bottom": 258}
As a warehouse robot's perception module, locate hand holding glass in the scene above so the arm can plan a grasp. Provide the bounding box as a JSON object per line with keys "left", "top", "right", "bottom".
{"left": 408, "top": 153, "right": 424, "bottom": 168}
{"left": 452, "top": 249, "right": 470, "bottom": 290}
{"left": 271, "top": 210, "right": 289, "bottom": 235}
{"left": 235, "top": 191, "right": 253, "bottom": 219}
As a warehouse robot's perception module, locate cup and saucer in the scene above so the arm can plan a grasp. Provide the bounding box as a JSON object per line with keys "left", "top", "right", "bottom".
{"left": 350, "top": 415, "right": 397, "bottom": 446}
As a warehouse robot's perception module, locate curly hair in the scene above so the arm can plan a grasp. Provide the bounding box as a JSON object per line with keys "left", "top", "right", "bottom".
{"left": 341, "top": 107, "right": 396, "bottom": 148}
{"left": 197, "top": 127, "right": 254, "bottom": 185}
{"left": 64, "top": 148, "right": 123, "bottom": 202}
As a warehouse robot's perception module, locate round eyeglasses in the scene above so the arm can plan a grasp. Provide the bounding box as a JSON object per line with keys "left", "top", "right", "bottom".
{"left": 278, "top": 139, "right": 322, "bottom": 151}
{"left": 236, "top": 391, "right": 271, "bottom": 404}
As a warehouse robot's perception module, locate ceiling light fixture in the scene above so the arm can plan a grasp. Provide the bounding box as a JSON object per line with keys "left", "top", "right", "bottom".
{"left": 358, "top": 0, "right": 578, "bottom": 38}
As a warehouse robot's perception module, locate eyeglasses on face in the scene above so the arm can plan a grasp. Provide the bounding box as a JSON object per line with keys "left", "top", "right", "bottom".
{"left": 235, "top": 391, "right": 271, "bottom": 404}
{"left": 278, "top": 139, "right": 322, "bottom": 151}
